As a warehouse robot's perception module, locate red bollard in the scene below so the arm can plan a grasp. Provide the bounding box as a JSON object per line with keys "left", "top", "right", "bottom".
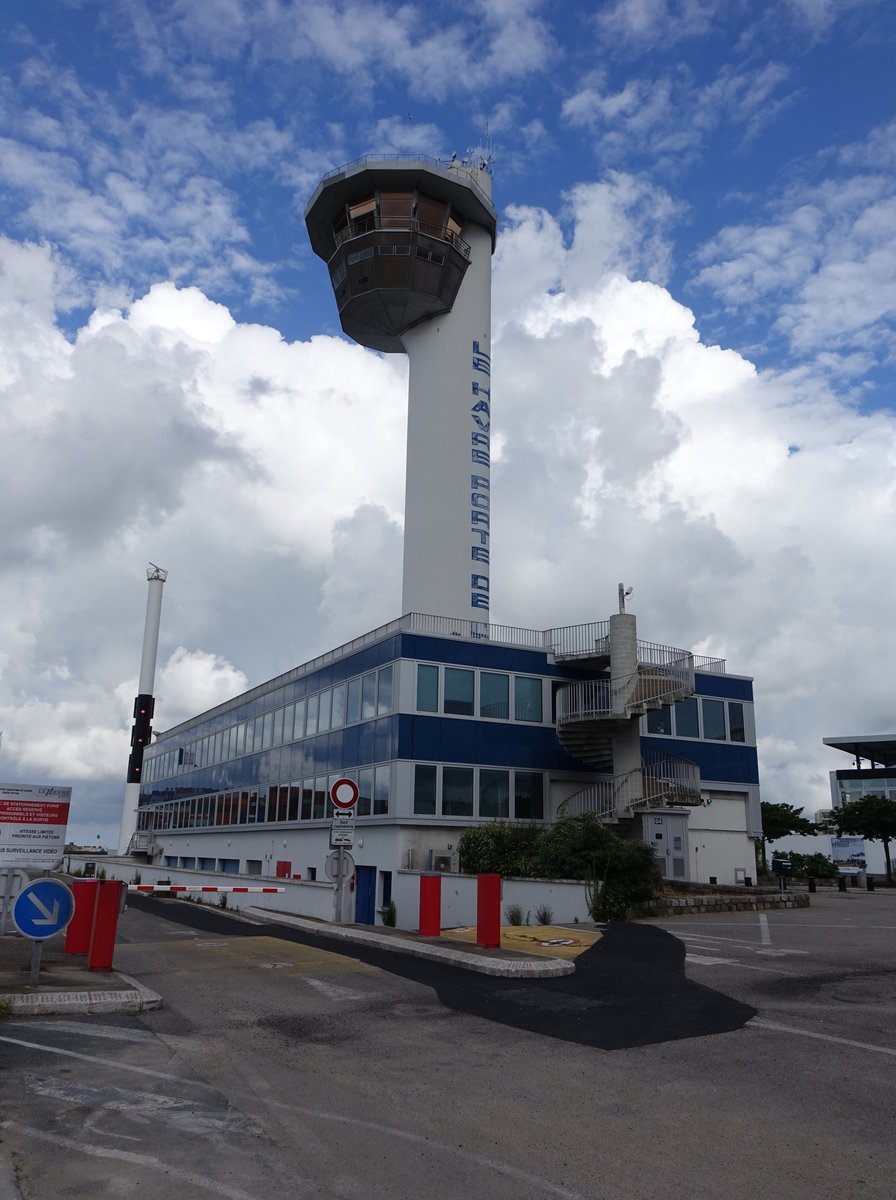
{"left": 64, "top": 879, "right": 99, "bottom": 955}
{"left": 419, "top": 873, "right": 442, "bottom": 937}
{"left": 476, "top": 873, "right": 501, "bottom": 948}
{"left": 87, "top": 880, "right": 127, "bottom": 971}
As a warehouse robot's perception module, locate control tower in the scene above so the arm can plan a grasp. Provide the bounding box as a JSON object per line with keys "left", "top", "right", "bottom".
{"left": 305, "top": 155, "right": 498, "bottom": 624}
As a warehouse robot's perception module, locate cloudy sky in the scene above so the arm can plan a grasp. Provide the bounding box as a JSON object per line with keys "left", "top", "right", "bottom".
{"left": 1, "top": 0, "right": 894, "bottom": 845}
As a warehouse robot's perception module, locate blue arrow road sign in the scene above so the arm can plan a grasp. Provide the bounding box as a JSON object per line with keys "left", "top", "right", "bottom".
{"left": 12, "top": 879, "right": 75, "bottom": 940}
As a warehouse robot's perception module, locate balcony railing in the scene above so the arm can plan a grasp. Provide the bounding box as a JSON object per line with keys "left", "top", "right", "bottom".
{"left": 559, "top": 753, "right": 702, "bottom": 820}
{"left": 332, "top": 214, "right": 471, "bottom": 259}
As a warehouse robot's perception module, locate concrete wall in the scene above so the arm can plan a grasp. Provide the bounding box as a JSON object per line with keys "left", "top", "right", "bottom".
{"left": 392, "top": 871, "right": 593, "bottom": 930}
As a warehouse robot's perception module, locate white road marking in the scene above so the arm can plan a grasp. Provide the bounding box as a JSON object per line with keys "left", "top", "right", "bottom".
{"left": 26, "top": 1075, "right": 252, "bottom": 1135}
{"left": 0, "top": 1035, "right": 213, "bottom": 1087}
{"left": 759, "top": 913, "right": 772, "bottom": 945}
{"left": 0, "top": 1121, "right": 280, "bottom": 1200}
{"left": 5, "top": 1020, "right": 155, "bottom": 1042}
{"left": 289, "top": 1103, "right": 592, "bottom": 1200}
{"left": 685, "top": 954, "right": 793, "bottom": 975}
{"left": 750, "top": 1018, "right": 896, "bottom": 1058}
{"left": 304, "top": 977, "right": 368, "bottom": 1002}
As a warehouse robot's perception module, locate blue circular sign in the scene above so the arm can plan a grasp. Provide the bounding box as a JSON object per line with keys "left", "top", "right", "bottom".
{"left": 12, "top": 879, "right": 75, "bottom": 940}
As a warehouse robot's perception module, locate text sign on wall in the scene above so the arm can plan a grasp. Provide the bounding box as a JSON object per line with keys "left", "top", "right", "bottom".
{"left": 0, "top": 784, "right": 72, "bottom": 869}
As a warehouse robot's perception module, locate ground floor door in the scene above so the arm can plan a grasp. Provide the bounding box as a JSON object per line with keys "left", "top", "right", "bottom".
{"left": 644, "top": 812, "right": 689, "bottom": 881}
{"left": 354, "top": 865, "right": 377, "bottom": 924}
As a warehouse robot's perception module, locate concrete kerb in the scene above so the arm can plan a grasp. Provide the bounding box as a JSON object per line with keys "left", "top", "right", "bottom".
{"left": 243, "top": 909, "right": 576, "bottom": 978}
{"left": 2, "top": 972, "right": 162, "bottom": 1017}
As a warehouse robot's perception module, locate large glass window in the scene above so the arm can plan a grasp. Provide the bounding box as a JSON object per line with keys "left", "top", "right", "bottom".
{"left": 318, "top": 689, "right": 332, "bottom": 734}
{"left": 702, "top": 699, "right": 727, "bottom": 741}
{"left": 346, "top": 678, "right": 361, "bottom": 724}
{"left": 414, "top": 764, "right": 437, "bottom": 815}
{"left": 301, "top": 783, "right": 313, "bottom": 821}
{"left": 728, "top": 702, "right": 746, "bottom": 742}
{"left": 361, "top": 672, "right": 377, "bottom": 719}
{"left": 514, "top": 772, "right": 544, "bottom": 820}
{"left": 293, "top": 700, "right": 306, "bottom": 740}
{"left": 480, "top": 673, "right": 509, "bottom": 720}
{"left": 331, "top": 685, "right": 345, "bottom": 729}
{"left": 374, "top": 765, "right": 390, "bottom": 815}
{"left": 646, "top": 705, "right": 672, "bottom": 735}
{"left": 377, "top": 665, "right": 393, "bottom": 714}
{"left": 479, "top": 769, "right": 509, "bottom": 818}
{"left": 444, "top": 668, "right": 474, "bottom": 716}
{"left": 358, "top": 767, "right": 373, "bottom": 817}
{"left": 312, "top": 777, "right": 327, "bottom": 819}
{"left": 416, "top": 664, "right": 439, "bottom": 712}
{"left": 674, "top": 697, "right": 700, "bottom": 738}
{"left": 443, "top": 767, "right": 474, "bottom": 816}
{"left": 261, "top": 713, "right": 274, "bottom": 750}
{"left": 272, "top": 707, "right": 284, "bottom": 747}
{"left": 514, "top": 676, "right": 543, "bottom": 722}
{"left": 306, "top": 693, "right": 319, "bottom": 736}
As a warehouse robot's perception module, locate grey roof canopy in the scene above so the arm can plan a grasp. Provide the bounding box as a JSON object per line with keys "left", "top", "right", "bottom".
{"left": 824, "top": 734, "right": 896, "bottom": 769}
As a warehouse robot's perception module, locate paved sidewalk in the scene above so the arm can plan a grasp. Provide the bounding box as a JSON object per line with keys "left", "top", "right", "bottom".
{"left": 0, "top": 931, "right": 162, "bottom": 1016}
{"left": 242, "top": 907, "right": 577, "bottom": 977}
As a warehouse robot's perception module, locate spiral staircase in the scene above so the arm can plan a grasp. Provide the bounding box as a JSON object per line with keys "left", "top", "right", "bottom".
{"left": 548, "top": 616, "right": 704, "bottom": 821}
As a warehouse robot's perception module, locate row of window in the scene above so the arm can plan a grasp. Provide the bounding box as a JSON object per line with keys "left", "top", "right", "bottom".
{"left": 138, "top": 766, "right": 392, "bottom": 831}
{"left": 413, "top": 764, "right": 544, "bottom": 821}
{"left": 144, "top": 666, "right": 395, "bottom": 784}
{"left": 416, "top": 664, "right": 544, "bottom": 722}
{"left": 645, "top": 698, "right": 747, "bottom": 743}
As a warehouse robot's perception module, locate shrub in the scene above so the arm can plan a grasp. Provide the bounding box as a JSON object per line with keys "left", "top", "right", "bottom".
{"left": 382, "top": 899, "right": 397, "bottom": 927}
{"left": 504, "top": 903, "right": 524, "bottom": 925}
{"left": 458, "top": 822, "right": 543, "bottom": 877}
{"left": 773, "top": 850, "right": 837, "bottom": 879}
{"left": 535, "top": 903, "right": 554, "bottom": 926}
{"left": 535, "top": 814, "right": 659, "bottom": 904}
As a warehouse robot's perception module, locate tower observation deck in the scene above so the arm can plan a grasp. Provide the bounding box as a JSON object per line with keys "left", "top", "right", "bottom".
{"left": 306, "top": 154, "right": 498, "bottom": 624}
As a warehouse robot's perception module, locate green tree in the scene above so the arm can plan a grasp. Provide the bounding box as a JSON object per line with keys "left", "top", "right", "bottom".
{"left": 758, "top": 801, "right": 814, "bottom": 871}
{"left": 834, "top": 794, "right": 896, "bottom": 882}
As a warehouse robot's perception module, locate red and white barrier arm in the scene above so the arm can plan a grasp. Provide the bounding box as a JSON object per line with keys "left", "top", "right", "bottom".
{"left": 128, "top": 885, "right": 284, "bottom": 893}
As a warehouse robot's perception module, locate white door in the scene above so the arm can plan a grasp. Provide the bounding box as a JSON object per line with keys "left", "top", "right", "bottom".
{"left": 645, "top": 812, "right": 689, "bottom": 881}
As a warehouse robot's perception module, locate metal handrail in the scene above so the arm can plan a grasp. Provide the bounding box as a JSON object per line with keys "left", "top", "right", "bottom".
{"left": 333, "top": 215, "right": 471, "bottom": 258}
{"left": 544, "top": 621, "right": 611, "bottom": 658}
{"left": 558, "top": 753, "right": 701, "bottom": 819}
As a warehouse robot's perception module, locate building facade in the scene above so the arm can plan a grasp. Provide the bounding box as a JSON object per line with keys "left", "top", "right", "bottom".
{"left": 135, "top": 610, "right": 761, "bottom": 920}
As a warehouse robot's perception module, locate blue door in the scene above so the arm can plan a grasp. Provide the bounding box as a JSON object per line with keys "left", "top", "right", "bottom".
{"left": 354, "top": 865, "right": 377, "bottom": 924}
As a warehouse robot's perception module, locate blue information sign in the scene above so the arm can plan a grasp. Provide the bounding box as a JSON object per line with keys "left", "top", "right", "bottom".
{"left": 12, "top": 879, "right": 75, "bottom": 940}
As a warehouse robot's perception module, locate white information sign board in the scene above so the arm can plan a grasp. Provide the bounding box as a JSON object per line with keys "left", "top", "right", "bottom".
{"left": 0, "top": 783, "right": 72, "bottom": 869}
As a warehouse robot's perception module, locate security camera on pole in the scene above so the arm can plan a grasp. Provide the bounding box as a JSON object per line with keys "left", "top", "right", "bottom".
{"left": 326, "top": 779, "right": 359, "bottom": 923}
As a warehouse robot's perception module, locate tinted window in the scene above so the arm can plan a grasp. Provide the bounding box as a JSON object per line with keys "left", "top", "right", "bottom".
{"left": 414, "top": 764, "right": 437, "bottom": 815}
{"left": 480, "top": 673, "right": 509, "bottom": 719}
{"left": 675, "top": 697, "right": 699, "bottom": 738}
{"left": 515, "top": 676, "right": 543, "bottom": 722}
{"left": 514, "top": 773, "right": 544, "bottom": 820}
{"left": 444, "top": 668, "right": 474, "bottom": 715}
{"left": 416, "top": 664, "right": 439, "bottom": 712}
{"left": 479, "top": 769, "right": 509, "bottom": 818}
{"left": 728, "top": 702, "right": 746, "bottom": 742}
{"left": 702, "top": 698, "right": 727, "bottom": 740}
{"left": 443, "top": 766, "right": 473, "bottom": 815}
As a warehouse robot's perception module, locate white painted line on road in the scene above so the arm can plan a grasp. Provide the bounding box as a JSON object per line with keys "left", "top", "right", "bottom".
{"left": 4, "top": 1020, "right": 155, "bottom": 1042}
{"left": 304, "top": 977, "right": 368, "bottom": 1002}
{"left": 289, "top": 1103, "right": 592, "bottom": 1200}
{"left": 686, "top": 954, "right": 793, "bottom": 975}
{"left": 0, "top": 1035, "right": 214, "bottom": 1087}
{"left": 0, "top": 1121, "right": 277, "bottom": 1200}
{"left": 750, "top": 1018, "right": 896, "bottom": 1058}
{"left": 759, "top": 913, "right": 772, "bottom": 945}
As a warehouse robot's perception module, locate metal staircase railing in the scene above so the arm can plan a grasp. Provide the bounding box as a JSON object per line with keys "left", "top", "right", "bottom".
{"left": 558, "top": 753, "right": 702, "bottom": 820}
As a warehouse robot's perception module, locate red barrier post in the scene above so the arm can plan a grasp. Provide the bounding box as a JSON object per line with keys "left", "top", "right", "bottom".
{"left": 87, "top": 880, "right": 127, "bottom": 971}
{"left": 64, "top": 879, "right": 99, "bottom": 955}
{"left": 476, "top": 873, "right": 501, "bottom": 948}
{"left": 419, "top": 873, "right": 442, "bottom": 937}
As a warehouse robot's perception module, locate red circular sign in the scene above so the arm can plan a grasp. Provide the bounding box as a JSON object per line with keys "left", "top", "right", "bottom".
{"left": 330, "top": 778, "right": 359, "bottom": 810}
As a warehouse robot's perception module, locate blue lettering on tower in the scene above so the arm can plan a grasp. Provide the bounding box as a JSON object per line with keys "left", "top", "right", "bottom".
{"left": 470, "top": 341, "right": 491, "bottom": 613}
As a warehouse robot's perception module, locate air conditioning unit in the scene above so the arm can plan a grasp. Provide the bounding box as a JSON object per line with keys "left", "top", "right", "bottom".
{"left": 429, "top": 853, "right": 452, "bottom": 872}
